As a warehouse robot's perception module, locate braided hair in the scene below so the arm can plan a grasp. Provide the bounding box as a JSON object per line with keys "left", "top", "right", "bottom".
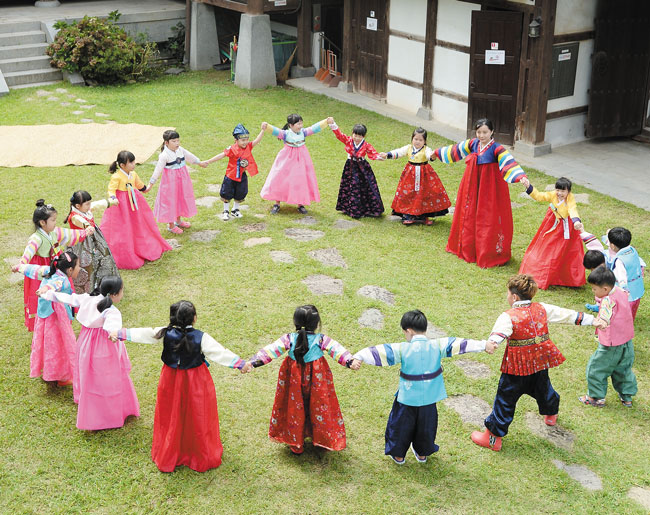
{"left": 292, "top": 304, "right": 321, "bottom": 365}
{"left": 154, "top": 300, "right": 196, "bottom": 355}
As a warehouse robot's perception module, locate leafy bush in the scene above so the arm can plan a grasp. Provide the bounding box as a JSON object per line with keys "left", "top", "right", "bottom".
{"left": 159, "top": 22, "right": 185, "bottom": 62}
{"left": 47, "top": 10, "right": 158, "bottom": 84}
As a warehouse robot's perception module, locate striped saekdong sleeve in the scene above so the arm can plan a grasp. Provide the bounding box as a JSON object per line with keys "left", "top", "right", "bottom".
{"left": 437, "top": 336, "right": 487, "bottom": 357}
{"left": 53, "top": 226, "right": 87, "bottom": 247}
{"left": 250, "top": 334, "right": 292, "bottom": 367}
{"left": 20, "top": 234, "right": 41, "bottom": 264}
{"left": 433, "top": 139, "right": 473, "bottom": 163}
{"left": 494, "top": 144, "right": 526, "bottom": 183}
{"left": 265, "top": 124, "right": 287, "bottom": 141}
{"left": 353, "top": 342, "right": 403, "bottom": 366}
{"left": 596, "top": 296, "right": 615, "bottom": 326}
{"left": 319, "top": 335, "right": 353, "bottom": 366}
{"left": 302, "top": 119, "right": 329, "bottom": 138}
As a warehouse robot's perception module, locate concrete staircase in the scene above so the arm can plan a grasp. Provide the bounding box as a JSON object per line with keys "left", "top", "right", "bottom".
{"left": 0, "top": 21, "right": 62, "bottom": 89}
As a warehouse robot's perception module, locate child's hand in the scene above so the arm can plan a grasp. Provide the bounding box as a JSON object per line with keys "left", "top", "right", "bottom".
{"left": 35, "top": 287, "right": 45, "bottom": 297}
{"left": 10, "top": 264, "right": 19, "bottom": 273}
{"left": 85, "top": 226, "right": 95, "bottom": 237}
{"left": 520, "top": 177, "right": 530, "bottom": 189}
{"left": 349, "top": 359, "right": 362, "bottom": 370}
{"left": 108, "top": 331, "right": 119, "bottom": 342}
{"left": 261, "top": 122, "right": 268, "bottom": 130}
{"left": 379, "top": 152, "right": 388, "bottom": 160}
{"left": 108, "top": 197, "right": 119, "bottom": 207}
{"left": 593, "top": 318, "right": 608, "bottom": 330}
{"left": 198, "top": 161, "right": 208, "bottom": 168}
{"left": 326, "top": 117, "right": 334, "bottom": 125}
{"left": 574, "top": 221, "right": 584, "bottom": 231}
{"left": 240, "top": 362, "right": 253, "bottom": 374}
{"left": 144, "top": 184, "right": 152, "bottom": 193}
{"left": 485, "top": 341, "right": 498, "bottom": 354}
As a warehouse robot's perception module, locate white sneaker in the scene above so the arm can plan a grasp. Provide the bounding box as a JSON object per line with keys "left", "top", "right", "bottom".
{"left": 231, "top": 208, "right": 242, "bottom": 218}
{"left": 221, "top": 210, "right": 230, "bottom": 221}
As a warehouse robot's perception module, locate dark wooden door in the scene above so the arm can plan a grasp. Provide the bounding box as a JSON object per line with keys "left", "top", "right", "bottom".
{"left": 468, "top": 10, "right": 523, "bottom": 145}
{"left": 350, "top": 0, "right": 388, "bottom": 98}
{"left": 585, "top": 0, "right": 650, "bottom": 138}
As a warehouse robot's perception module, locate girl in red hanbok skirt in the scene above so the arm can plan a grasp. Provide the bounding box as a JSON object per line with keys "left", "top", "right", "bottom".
{"left": 116, "top": 301, "right": 251, "bottom": 472}
{"left": 380, "top": 127, "right": 450, "bottom": 225}
{"left": 519, "top": 177, "right": 585, "bottom": 289}
{"left": 100, "top": 151, "right": 171, "bottom": 270}
{"left": 249, "top": 305, "right": 356, "bottom": 454}
{"left": 432, "top": 119, "right": 528, "bottom": 267}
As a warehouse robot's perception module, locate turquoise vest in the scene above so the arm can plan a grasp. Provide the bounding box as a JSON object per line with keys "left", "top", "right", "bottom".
{"left": 287, "top": 333, "right": 324, "bottom": 363}
{"left": 615, "top": 246, "right": 645, "bottom": 302}
{"left": 397, "top": 335, "right": 447, "bottom": 407}
{"left": 38, "top": 271, "right": 74, "bottom": 320}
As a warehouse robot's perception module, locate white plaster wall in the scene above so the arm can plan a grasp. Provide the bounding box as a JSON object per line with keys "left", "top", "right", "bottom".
{"left": 433, "top": 46, "right": 469, "bottom": 96}
{"left": 432, "top": 93, "right": 467, "bottom": 130}
{"left": 389, "top": 0, "right": 427, "bottom": 38}
{"left": 555, "top": 0, "right": 596, "bottom": 34}
{"left": 387, "top": 80, "right": 423, "bottom": 113}
{"left": 387, "top": 36, "right": 425, "bottom": 83}
{"left": 436, "top": 0, "right": 480, "bottom": 47}
{"left": 547, "top": 40, "right": 593, "bottom": 112}
{"left": 545, "top": 114, "right": 587, "bottom": 147}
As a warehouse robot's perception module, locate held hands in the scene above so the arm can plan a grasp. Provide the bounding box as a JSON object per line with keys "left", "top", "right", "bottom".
{"left": 485, "top": 341, "right": 498, "bottom": 354}
{"left": 85, "top": 226, "right": 95, "bottom": 237}
{"left": 35, "top": 287, "right": 46, "bottom": 297}
{"left": 240, "top": 361, "right": 253, "bottom": 374}
{"left": 520, "top": 177, "right": 531, "bottom": 189}
{"left": 108, "top": 331, "right": 119, "bottom": 342}
{"left": 349, "top": 358, "right": 362, "bottom": 370}
{"left": 326, "top": 116, "right": 334, "bottom": 125}
{"left": 261, "top": 122, "right": 268, "bottom": 130}
{"left": 144, "top": 184, "right": 152, "bottom": 194}
{"left": 198, "top": 161, "right": 208, "bottom": 169}
{"left": 593, "top": 318, "right": 608, "bottom": 330}
{"left": 574, "top": 221, "right": 584, "bottom": 231}
{"left": 378, "top": 152, "right": 388, "bottom": 160}
{"left": 11, "top": 264, "right": 19, "bottom": 273}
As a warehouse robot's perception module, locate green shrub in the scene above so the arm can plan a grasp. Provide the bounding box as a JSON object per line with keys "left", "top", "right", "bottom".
{"left": 46, "top": 10, "right": 158, "bottom": 84}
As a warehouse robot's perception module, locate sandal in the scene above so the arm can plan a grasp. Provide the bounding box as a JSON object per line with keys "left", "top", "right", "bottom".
{"left": 619, "top": 396, "right": 633, "bottom": 407}
{"left": 410, "top": 445, "right": 427, "bottom": 463}
{"left": 578, "top": 395, "right": 605, "bottom": 407}
{"left": 390, "top": 455, "right": 405, "bottom": 465}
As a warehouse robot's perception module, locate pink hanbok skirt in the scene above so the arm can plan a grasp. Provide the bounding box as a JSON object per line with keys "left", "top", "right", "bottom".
{"left": 153, "top": 166, "right": 197, "bottom": 223}
{"left": 100, "top": 189, "right": 171, "bottom": 270}
{"left": 260, "top": 145, "right": 320, "bottom": 206}
{"left": 76, "top": 326, "right": 140, "bottom": 431}
{"left": 30, "top": 303, "right": 76, "bottom": 382}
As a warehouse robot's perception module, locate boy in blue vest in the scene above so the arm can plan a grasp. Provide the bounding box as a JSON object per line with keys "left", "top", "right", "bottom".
{"left": 351, "top": 310, "right": 495, "bottom": 464}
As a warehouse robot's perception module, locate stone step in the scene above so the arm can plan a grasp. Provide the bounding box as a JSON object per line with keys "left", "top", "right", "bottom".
{"left": 11, "top": 79, "right": 61, "bottom": 89}
{"left": 0, "top": 55, "right": 52, "bottom": 74}
{"left": 632, "top": 128, "right": 650, "bottom": 144}
{"left": 0, "top": 31, "right": 47, "bottom": 47}
{"left": 0, "top": 42, "right": 50, "bottom": 60}
{"left": 0, "top": 21, "right": 42, "bottom": 34}
{"left": 3, "top": 67, "right": 62, "bottom": 87}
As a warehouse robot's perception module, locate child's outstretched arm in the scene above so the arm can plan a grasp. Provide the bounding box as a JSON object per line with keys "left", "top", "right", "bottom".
{"left": 353, "top": 342, "right": 403, "bottom": 367}
{"left": 38, "top": 289, "right": 85, "bottom": 308}
{"left": 203, "top": 151, "right": 226, "bottom": 166}
{"left": 148, "top": 154, "right": 167, "bottom": 189}
{"left": 251, "top": 125, "right": 266, "bottom": 148}
{"left": 435, "top": 336, "right": 491, "bottom": 357}
{"left": 248, "top": 335, "right": 292, "bottom": 368}
{"left": 318, "top": 335, "right": 355, "bottom": 368}
{"left": 379, "top": 145, "right": 410, "bottom": 161}
{"left": 539, "top": 303, "right": 595, "bottom": 326}
{"left": 302, "top": 119, "right": 330, "bottom": 138}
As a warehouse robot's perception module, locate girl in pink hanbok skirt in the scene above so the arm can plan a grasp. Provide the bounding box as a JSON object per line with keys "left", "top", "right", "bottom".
{"left": 100, "top": 151, "right": 172, "bottom": 270}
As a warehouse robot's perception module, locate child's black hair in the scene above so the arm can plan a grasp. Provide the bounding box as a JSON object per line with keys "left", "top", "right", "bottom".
{"left": 65, "top": 190, "right": 92, "bottom": 224}
{"left": 161, "top": 130, "right": 180, "bottom": 151}
{"left": 400, "top": 310, "right": 428, "bottom": 333}
{"left": 33, "top": 199, "right": 57, "bottom": 231}
{"left": 588, "top": 266, "right": 616, "bottom": 288}
{"left": 474, "top": 118, "right": 494, "bottom": 132}
{"left": 608, "top": 227, "right": 632, "bottom": 249}
{"left": 583, "top": 250, "right": 606, "bottom": 270}
{"left": 507, "top": 274, "right": 538, "bottom": 301}
{"left": 45, "top": 249, "right": 78, "bottom": 279}
{"left": 282, "top": 113, "right": 303, "bottom": 131}
{"left": 293, "top": 304, "right": 321, "bottom": 365}
{"left": 108, "top": 151, "right": 136, "bottom": 174}
{"left": 411, "top": 127, "right": 427, "bottom": 144}
{"left": 555, "top": 177, "right": 572, "bottom": 192}
{"left": 91, "top": 275, "right": 124, "bottom": 313}
{"left": 154, "top": 300, "right": 197, "bottom": 355}
{"left": 352, "top": 123, "right": 367, "bottom": 137}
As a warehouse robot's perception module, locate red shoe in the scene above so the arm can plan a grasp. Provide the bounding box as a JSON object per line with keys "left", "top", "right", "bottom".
{"left": 424, "top": 218, "right": 434, "bottom": 226}
{"left": 289, "top": 445, "right": 304, "bottom": 455}
{"left": 470, "top": 429, "right": 502, "bottom": 451}
{"left": 57, "top": 380, "right": 73, "bottom": 387}
{"left": 544, "top": 414, "right": 558, "bottom": 426}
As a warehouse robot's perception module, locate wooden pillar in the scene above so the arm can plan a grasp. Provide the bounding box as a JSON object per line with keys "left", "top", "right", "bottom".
{"left": 297, "top": 0, "right": 313, "bottom": 67}
{"left": 247, "top": 0, "right": 263, "bottom": 15}
{"left": 184, "top": 0, "right": 192, "bottom": 64}
{"left": 421, "top": 0, "right": 438, "bottom": 109}
{"left": 342, "top": 0, "right": 352, "bottom": 80}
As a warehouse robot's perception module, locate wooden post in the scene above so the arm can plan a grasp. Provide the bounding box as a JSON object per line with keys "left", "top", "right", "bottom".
{"left": 184, "top": 0, "right": 192, "bottom": 64}
{"left": 297, "top": 0, "right": 313, "bottom": 68}
{"left": 247, "top": 0, "right": 264, "bottom": 15}
{"left": 421, "top": 0, "right": 438, "bottom": 109}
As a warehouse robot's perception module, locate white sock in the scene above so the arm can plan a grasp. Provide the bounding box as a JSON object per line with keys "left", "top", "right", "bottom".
{"left": 223, "top": 202, "right": 230, "bottom": 212}
{"left": 233, "top": 201, "right": 240, "bottom": 211}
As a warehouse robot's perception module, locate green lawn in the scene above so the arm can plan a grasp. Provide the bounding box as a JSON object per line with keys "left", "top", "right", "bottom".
{"left": 1, "top": 71, "right": 648, "bottom": 514}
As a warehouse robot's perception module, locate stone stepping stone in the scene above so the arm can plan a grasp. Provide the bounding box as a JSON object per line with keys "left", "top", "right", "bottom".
{"left": 24, "top": 97, "right": 34, "bottom": 102}
{"left": 47, "top": 96, "right": 59, "bottom": 101}
{"left": 195, "top": 196, "right": 220, "bottom": 208}
{"left": 239, "top": 223, "right": 267, "bottom": 233}
{"left": 388, "top": 215, "right": 402, "bottom": 222}
{"left": 55, "top": 88, "right": 68, "bottom": 93}
{"left": 511, "top": 201, "right": 524, "bottom": 209}
{"left": 80, "top": 119, "right": 93, "bottom": 123}
{"left": 574, "top": 193, "right": 590, "bottom": 204}
{"left": 60, "top": 102, "right": 71, "bottom": 107}
{"left": 79, "top": 104, "right": 96, "bottom": 109}
{"left": 189, "top": 230, "right": 220, "bottom": 242}
{"left": 552, "top": 460, "right": 602, "bottom": 491}
{"left": 75, "top": 98, "right": 87, "bottom": 103}
{"left": 333, "top": 219, "right": 361, "bottom": 230}
{"left": 519, "top": 192, "right": 534, "bottom": 200}
{"left": 302, "top": 274, "right": 343, "bottom": 295}
{"left": 165, "top": 238, "right": 181, "bottom": 250}
{"left": 270, "top": 250, "right": 294, "bottom": 263}
{"left": 284, "top": 228, "right": 325, "bottom": 241}
{"left": 442, "top": 394, "right": 492, "bottom": 427}
{"left": 524, "top": 412, "right": 575, "bottom": 451}
{"left": 426, "top": 323, "right": 447, "bottom": 339}
{"left": 95, "top": 113, "right": 110, "bottom": 117}
{"left": 206, "top": 183, "right": 221, "bottom": 193}
{"left": 357, "top": 285, "right": 395, "bottom": 305}
{"left": 72, "top": 111, "right": 84, "bottom": 115}
{"left": 239, "top": 204, "right": 250, "bottom": 210}
{"left": 453, "top": 359, "right": 491, "bottom": 379}
{"left": 358, "top": 308, "right": 384, "bottom": 329}
{"left": 36, "top": 89, "right": 50, "bottom": 97}
{"left": 448, "top": 206, "right": 455, "bottom": 214}
{"left": 254, "top": 214, "right": 266, "bottom": 219}
{"left": 628, "top": 487, "right": 650, "bottom": 511}
{"left": 308, "top": 247, "right": 347, "bottom": 268}
{"left": 295, "top": 216, "right": 318, "bottom": 225}
{"left": 243, "top": 237, "right": 271, "bottom": 248}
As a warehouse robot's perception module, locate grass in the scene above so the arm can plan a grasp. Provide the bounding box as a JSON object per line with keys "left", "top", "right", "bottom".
{"left": 0, "top": 71, "right": 648, "bottom": 514}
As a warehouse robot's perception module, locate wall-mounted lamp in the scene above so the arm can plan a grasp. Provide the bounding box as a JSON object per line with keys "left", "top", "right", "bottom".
{"left": 528, "top": 17, "right": 541, "bottom": 38}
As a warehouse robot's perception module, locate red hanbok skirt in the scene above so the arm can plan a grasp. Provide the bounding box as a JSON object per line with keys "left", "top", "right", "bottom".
{"left": 23, "top": 255, "right": 50, "bottom": 331}
{"left": 501, "top": 341, "right": 565, "bottom": 376}
{"left": 447, "top": 154, "right": 513, "bottom": 268}
{"left": 152, "top": 364, "right": 222, "bottom": 472}
{"left": 391, "top": 162, "right": 451, "bottom": 217}
{"left": 269, "top": 356, "right": 346, "bottom": 453}
{"left": 519, "top": 209, "right": 586, "bottom": 289}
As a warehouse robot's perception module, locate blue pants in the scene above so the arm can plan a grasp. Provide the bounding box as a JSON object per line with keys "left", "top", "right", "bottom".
{"left": 385, "top": 398, "right": 439, "bottom": 458}
{"left": 485, "top": 370, "right": 559, "bottom": 437}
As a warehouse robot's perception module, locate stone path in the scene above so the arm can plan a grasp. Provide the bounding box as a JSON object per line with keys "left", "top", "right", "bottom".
{"left": 239, "top": 223, "right": 267, "bottom": 233}
{"left": 358, "top": 308, "right": 384, "bottom": 329}
{"left": 294, "top": 216, "right": 318, "bottom": 225}
{"left": 628, "top": 487, "right": 650, "bottom": 510}
{"left": 388, "top": 215, "right": 402, "bottom": 222}
{"left": 442, "top": 394, "right": 492, "bottom": 427}
{"left": 29, "top": 90, "right": 114, "bottom": 123}
{"left": 511, "top": 202, "right": 524, "bottom": 209}
{"left": 357, "top": 285, "right": 395, "bottom": 305}
{"left": 189, "top": 230, "right": 220, "bottom": 242}
{"left": 308, "top": 247, "right": 347, "bottom": 268}
{"left": 333, "top": 219, "right": 361, "bottom": 230}
{"left": 524, "top": 412, "right": 575, "bottom": 451}
{"left": 165, "top": 238, "right": 181, "bottom": 250}
{"left": 453, "top": 359, "right": 491, "bottom": 379}
{"left": 243, "top": 237, "right": 271, "bottom": 248}
{"left": 552, "top": 460, "right": 602, "bottom": 491}
{"left": 195, "top": 196, "right": 220, "bottom": 208}
{"left": 302, "top": 274, "right": 343, "bottom": 295}
{"left": 284, "top": 228, "right": 325, "bottom": 241}
{"left": 270, "top": 250, "right": 294, "bottom": 263}
{"left": 206, "top": 183, "right": 221, "bottom": 193}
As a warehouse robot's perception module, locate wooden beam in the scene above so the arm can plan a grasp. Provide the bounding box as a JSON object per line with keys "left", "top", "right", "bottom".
{"left": 387, "top": 73, "right": 422, "bottom": 90}
{"left": 546, "top": 105, "right": 588, "bottom": 120}
{"left": 433, "top": 87, "right": 468, "bottom": 104}
{"left": 389, "top": 29, "right": 426, "bottom": 44}
{"left": 422, "top": 0, "right": 437, "bottom": 109}
{"left": 297, "top": 0, "right": 312, "bottom": 67}
{"left": 435, "top": 39, "right": 470, "bottom": 54}
{"left": 195, "top": 0, "right": 247, "bottom": 13}
{"left": 553, "top": 31, "right": 594, "bottom": 44}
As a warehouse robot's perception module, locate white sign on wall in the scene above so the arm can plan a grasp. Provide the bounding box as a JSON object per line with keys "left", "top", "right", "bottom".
{"left": 274, "top": 0, "right": 287, "bottom": 5}
{"left": 485, "top": 49, "right": 505, "bottom": 65}
{"left": 491, "top": 42, "right": 499, "bottom": 50}
{"left": 366, "top": 17, "right": 377, "bottom": 31}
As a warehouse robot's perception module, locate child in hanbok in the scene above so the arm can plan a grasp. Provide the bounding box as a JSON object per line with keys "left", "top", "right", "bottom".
{"left": 379, "top": 127, "right": 450, "bottom": 225}
{"left": 147, "top": 130, "right": 206, "bottom": 234}
{"left": 65, "top": 190, "right": 120, "bottom": 294}
{"left": 114, "top": 301, "right": 251, "bottom": 472}
{"left": 248, "top": 305, "right": 357, "bottom": 454}
{"left": 352, "top": 310, "right": 492, "bottom": 464}
{"left": 518, "top": 177, "right": 585, "bottom": 289}
{"left": 100, "top": 150, "right": 172, "bottom": 270}
{"left": 260, "top": 113, "right": 330, "bottom": 215}
{"left": 202, "top": 123, "right": 265, "bottom": 221}
{"left": 18, "top": 200, "right": 92, "bottom": 331}
{"left": 13, "top": 249, "right": 80, "bottom": 386}
{"left": 432, "top": 119, "right": 528, "bottom": 267}
{"left": 329, "top": 118, "right": 385, "bottom": 219}
{"left": 40, "top": 275, "right": 140, "bottom": 430}
{"left": 471, "top": 274, "right": 596, "bottom": 451}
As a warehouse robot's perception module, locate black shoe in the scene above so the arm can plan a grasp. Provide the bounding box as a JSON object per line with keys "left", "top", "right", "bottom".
{"left": 297, "top": 205, "right": 308, "bottom": 214}
{"left": 270, "top": 204, "right": 280, "bottom": 214}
